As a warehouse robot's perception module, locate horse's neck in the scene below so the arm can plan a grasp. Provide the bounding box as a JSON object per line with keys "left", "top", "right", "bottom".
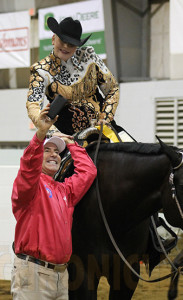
{"left": 95, "top": 150, "right": 171, "bottom": 233}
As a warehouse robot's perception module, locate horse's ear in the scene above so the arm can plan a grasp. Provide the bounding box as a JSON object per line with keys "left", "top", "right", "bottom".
{"left": 156, "top": 135, "right": 182, "bottom": 168}
{"left": 156, "top": 135, "right": 167, "bottom": 149}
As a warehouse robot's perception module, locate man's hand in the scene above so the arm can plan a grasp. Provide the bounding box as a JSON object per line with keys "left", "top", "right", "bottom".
{"left": 36, "top": 104, "right": 58, "bottom": 141}
{"left": 53, "top": 132, "right": 74, "bottom": 145}
{"left": 62, "top": 136, "right": 75, "bottom": 145}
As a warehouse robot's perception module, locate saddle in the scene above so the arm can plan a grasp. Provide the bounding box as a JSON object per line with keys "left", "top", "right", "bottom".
{"left": 75, "top": 126, "right": 110, "bottom": 146}
{"left": 55, "top": 127, "right": 110, "bottom": 182}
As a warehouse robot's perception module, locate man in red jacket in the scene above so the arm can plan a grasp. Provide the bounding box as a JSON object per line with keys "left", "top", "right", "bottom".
{"left": 11, "top": 104, "right": 97, "bottom": 300}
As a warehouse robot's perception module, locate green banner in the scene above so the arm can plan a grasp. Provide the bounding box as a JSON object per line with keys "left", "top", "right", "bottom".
{"left": 44, "top": 13, "right": 54, "bottom": 30}
{"left": 39, "top": 39, "right": 53, "bottom": 59}
{"left": 82, "top": 31, "right": 106, "bottom": 55}
{"left": 39, "top": 31, "right": 105, "bottom": 60}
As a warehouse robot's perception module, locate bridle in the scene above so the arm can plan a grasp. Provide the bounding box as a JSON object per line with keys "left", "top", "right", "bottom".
{"left": 94, "top": 125, "right": 183, "bottom": 283}
{"left": 169, "top": 151, "right": 183, "bottom": 220}
{"left": 150, "top": 151, "right": 183, "bottom": 276}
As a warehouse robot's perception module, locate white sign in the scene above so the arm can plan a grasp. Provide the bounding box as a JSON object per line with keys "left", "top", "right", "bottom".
{"left": 170, "top": 0, "right": 183, "bottom": 54}
{"left": 38, "top": 0, "right": 106, "bottom": 59}
{"left": 0, "top": 11, "right": 30, "bottom": 69}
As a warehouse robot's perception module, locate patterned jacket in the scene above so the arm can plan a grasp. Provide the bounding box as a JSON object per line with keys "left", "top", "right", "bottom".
{"left": 27, "top": 46, "right": 119, "bottom": 135}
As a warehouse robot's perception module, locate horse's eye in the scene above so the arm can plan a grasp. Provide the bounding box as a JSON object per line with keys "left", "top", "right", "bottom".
{"left": 176, "top": 185, "right": 183, "bottom": 191}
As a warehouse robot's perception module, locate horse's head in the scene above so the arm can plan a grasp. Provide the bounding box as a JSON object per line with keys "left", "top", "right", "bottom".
{"left": 156, "top": 136, "right": 183, "bottom": 169}
{"left": 157, "top": 136, "right": 183, "bottom": 228}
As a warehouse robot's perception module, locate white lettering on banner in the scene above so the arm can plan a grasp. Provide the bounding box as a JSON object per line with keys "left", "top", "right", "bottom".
{"left": 76, "top": 11, "right": 99, "bottom": 21}
{"left": 43, "top": 45, "right": 53, "bottom": 51}
{"left": 87, "top": 39, "right": 101, "bottom": 45}
{"left": 0, "top": 28, "right": 29, "bottom": 52}
{"left": 58, "top": 11, "right": 99, "bottom": 23}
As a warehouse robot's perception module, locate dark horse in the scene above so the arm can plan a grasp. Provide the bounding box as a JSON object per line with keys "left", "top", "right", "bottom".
{"left": 168, "top": 249, "right": 183, "bottom": 299}
{"left": 65, "top": 139, "right": 183, "bottom": 300}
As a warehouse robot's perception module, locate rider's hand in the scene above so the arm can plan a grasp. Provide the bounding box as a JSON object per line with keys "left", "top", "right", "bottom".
{"left": 97, "top": 119, "right": 108, "bottom": 126}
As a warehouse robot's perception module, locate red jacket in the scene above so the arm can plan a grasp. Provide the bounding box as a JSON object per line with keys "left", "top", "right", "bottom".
{"left": 11, "top": 134, "right": 97, "bottom": 264}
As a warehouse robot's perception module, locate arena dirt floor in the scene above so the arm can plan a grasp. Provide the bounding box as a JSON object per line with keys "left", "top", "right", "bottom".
{"left": 1, "top": 236, "right": 183, "bottom": 300}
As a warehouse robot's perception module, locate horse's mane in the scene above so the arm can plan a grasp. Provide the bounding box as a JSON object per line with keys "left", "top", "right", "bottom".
{"left": 86, "top": 141, "right": 164, "bottom": 155}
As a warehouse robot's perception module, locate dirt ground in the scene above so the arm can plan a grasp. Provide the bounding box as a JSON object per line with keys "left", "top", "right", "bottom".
{"left": 97, "top": 263, "right": 183, "bottom": 300}
{"left": 1, "top": 238, "right": 183, "bottom": 300}
{"left": 98, "top": 236, "right": 183, "bottom": 300}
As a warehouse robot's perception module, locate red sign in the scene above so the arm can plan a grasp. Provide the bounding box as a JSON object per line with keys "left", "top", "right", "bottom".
{"left": 0, "top": 27, "right": 29, "bottom": 52}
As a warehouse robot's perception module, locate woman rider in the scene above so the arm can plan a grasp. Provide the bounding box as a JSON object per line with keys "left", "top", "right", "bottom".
{"left": 26, "top": 16, "right": 126, "bottom": 140}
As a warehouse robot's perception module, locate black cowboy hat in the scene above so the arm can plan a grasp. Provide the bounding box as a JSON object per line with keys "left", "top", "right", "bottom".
{"left": 47, "top": 17, "right": 91, "bottom": 47}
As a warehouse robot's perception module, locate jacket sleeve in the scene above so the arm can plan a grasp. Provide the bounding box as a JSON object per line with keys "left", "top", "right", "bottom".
{"left": 11, "top": 134, "right": 44, "bottom": 213}
{"left": 26, "top": 61, "right": 58, "bottom": 134}
{"left": 61, "top": 142, "right": 97, "bottom": 207}
{"left": 90, "top": 47, "right": 119, "bottom": 123}
{"left": 98, "top": 69, "right": 119, "bottom": 123}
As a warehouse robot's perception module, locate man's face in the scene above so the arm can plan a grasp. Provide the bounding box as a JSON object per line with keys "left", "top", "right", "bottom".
{"left": 52, "top": 34, "right": 77, "bottom": 61}
{"left": 42, "top": 142, "right": 61, "bottom": 178}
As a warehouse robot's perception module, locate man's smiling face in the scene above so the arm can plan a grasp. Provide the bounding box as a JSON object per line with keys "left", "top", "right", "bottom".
{"left": 42, "top": 142, "right": 61, "bottom": 178}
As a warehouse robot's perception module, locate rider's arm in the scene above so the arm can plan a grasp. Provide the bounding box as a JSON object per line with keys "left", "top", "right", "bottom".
{"left": 90, "top": 47, "right": 119, "bottom": 123}
{"left": 26, "top": 62, "right": 59, "bottom": 135}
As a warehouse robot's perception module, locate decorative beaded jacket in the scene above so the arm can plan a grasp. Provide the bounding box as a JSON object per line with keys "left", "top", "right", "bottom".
{"left": 27, "top": 46, "right": 119, "bottom": 135}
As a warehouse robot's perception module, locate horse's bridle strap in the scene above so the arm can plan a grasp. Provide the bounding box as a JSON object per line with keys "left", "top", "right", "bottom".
{"left": 170, "top": 171, "right": 183, "bottom": 220}
{"left": 170, "top": 150, "right": 183, "bottom": 220}
{"left": 173, "top": 151, "right": 183, "bottom": 170}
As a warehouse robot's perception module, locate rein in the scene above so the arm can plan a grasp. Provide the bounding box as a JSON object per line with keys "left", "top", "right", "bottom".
{"left": 94, "top": 124, "right": 182, "bottom": 283}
